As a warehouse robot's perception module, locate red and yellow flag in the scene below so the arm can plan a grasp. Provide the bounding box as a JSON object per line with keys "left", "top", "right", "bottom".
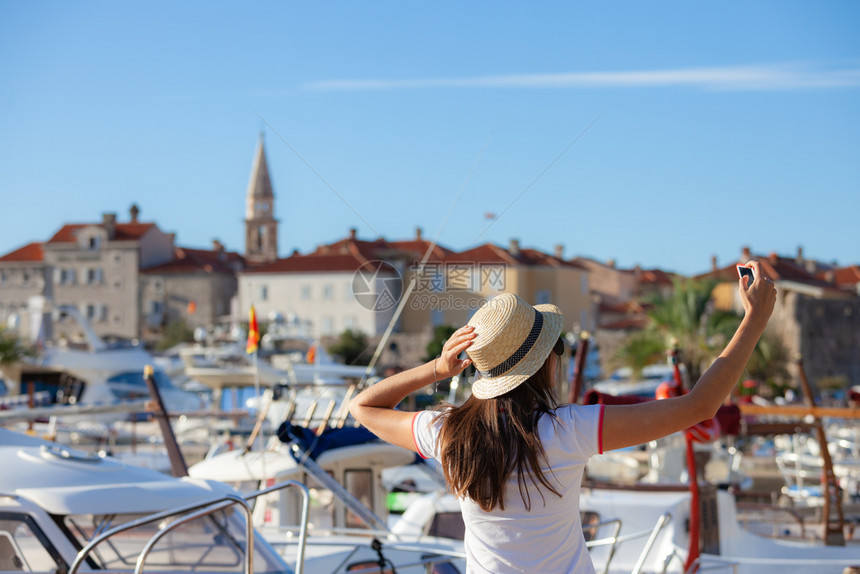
{"left": 246, "top": 305, "right": 259, "bottom": 354}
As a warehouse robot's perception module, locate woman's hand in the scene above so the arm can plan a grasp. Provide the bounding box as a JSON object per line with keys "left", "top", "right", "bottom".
{"left": 434, "top": 325, "right": 475, "bottom": 380}
{"left": 738, "top": 260, "right": 777, "bottom": 329}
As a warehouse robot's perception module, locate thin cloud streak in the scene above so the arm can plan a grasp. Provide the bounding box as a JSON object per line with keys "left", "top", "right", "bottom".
{"left": 304, "top": 63, "right": 860, "bottom": 92}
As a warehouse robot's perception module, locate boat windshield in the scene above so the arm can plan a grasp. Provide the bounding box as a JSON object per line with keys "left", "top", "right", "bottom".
{"left": 0, "top": 513, "right": 63, "bottom": 572}
{"left": 63, "top": 507, "right": 290, "bottom": 573}
{"left": 107, "top": 369, "right": 178, "bottom": 390}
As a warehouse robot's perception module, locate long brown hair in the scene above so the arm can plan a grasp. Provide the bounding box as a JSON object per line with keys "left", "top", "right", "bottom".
{"left": 435, "top": 349, "right": 563, "bottom": 512}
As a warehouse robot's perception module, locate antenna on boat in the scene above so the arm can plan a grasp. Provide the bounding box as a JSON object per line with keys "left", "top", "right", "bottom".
{"left": 143, "top": 364, "right": 189, "bottom": 477}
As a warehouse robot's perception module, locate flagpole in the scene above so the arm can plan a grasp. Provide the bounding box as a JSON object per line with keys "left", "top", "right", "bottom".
{"left": 246, "top": 304, "right": 264, "bottom": 450}
{"left": 254, "top": 345, "right": 263, "bottom": 449}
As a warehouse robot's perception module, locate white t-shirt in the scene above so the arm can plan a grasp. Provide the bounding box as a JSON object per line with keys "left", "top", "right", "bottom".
{"left": 412, "top": 404, "right": 604, "bottom": 574}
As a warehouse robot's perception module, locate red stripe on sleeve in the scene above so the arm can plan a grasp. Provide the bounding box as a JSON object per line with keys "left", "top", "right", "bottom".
{"left": 412, "top": 411, "right": 429, "bottom": 459}
{"left": 598, "top": 404, "right": 605, "bottom": 455}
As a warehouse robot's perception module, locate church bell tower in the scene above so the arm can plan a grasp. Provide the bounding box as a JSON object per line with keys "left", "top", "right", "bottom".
{"left": 244, "top": 135, "right": 279, "bottom": 263}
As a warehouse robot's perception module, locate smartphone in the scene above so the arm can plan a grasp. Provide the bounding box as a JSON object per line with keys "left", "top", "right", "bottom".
{"left": 737, "top": 265, "right": 754, "bottom": 287}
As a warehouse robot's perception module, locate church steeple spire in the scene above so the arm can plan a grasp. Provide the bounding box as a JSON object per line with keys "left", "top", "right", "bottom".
{"left": 244, "top": 134, "right": 279, "bottom": 263}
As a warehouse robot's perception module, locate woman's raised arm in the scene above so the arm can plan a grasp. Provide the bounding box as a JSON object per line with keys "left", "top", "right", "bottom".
{"left": 349, "top": 325, "right": 475, "bottom": 452}
{"left": 602, "top": 260, "right": 777, "bottom": 452}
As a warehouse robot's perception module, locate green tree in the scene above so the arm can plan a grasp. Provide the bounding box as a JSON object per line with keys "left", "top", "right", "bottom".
{"left": 610, "top": 330, "right": 666, "bottom": 381}
{"left": 0, "top": 326, "right": 33, "bottom": 366}
{"left": 424, "top": 325, "right": 457, "bottom": 362}
{"left": 615, "top": 278, "right": 741, "bottom": 385}
{"left": 156, "top": 319, "right": 195, "bottom": 351}
{"left": 745, "top": 330, "right": 791, "bottom": 386}
{"left": 329, "top": 329, "right": 371, "bottom": 366}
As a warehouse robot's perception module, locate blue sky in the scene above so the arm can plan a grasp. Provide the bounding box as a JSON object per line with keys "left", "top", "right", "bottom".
{"left": 1, "top": 1, "right": 858, "bottom": 276}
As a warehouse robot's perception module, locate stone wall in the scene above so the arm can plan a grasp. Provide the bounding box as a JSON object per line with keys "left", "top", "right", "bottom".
{"left": 794, "top": 294, "right": 860, "bottom": 389}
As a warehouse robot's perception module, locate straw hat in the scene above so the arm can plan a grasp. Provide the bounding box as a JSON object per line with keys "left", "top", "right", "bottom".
{"left": 467, "top": 293, "right": 564, "bottom": 399}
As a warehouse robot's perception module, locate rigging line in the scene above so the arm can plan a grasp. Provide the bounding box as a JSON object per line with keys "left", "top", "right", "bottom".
{"left": 252, "top": 109, "right": 381, "bottom": 237}
{"left": 359, "top": 132, "right": 496, "bottom": 382}
{"left": 473, "top": 109, "right": 605, "bottom": 243}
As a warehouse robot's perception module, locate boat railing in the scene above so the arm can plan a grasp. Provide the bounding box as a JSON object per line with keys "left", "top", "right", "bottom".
{"left": 265, "top": 538, "right": 467, "bottom": 574}
{"left": 583, "top": 512, "right": 672, "bottom": 574}
{"left": 68, "top": 494, "right": 251, "bottom": 574}
{"left": 582, "top": 518, "right": 623, "bottom": 574}
{"left": 630, "top": 512, "right": 671, "bottom": 574}
{"left": 134, "top": 497, "right": 254, "bottom": 574}
{"left": 244, "top": 479, "right": 311, "bottom": 572}
{"left": 67, "top": 486, "right": 310, "bottom": 574}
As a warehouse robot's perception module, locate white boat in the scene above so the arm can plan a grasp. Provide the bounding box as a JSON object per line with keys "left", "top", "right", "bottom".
{"left": 0, "top": 427, "right": 293, "bottom": 573}
{"left": 0, "top": 427, "right": 467, "bottom": 573}
{"left": 0, "top": 304, "right": 204, "bottom": 416}
{"left": 579, "top": 484, "right": 860, "bottom": 573}
{"left": 188, "top": 421, "right": 467, "bottom": 570}
{"left": 589, "top": 363, "right": 686, "bottom": 400}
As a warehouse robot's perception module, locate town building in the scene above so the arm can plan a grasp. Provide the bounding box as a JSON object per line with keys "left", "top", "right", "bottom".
{"left": 140, "top": 241, "right": 245, "bottom": 342}
{"left": 238, "top": 228, "right": 402, "bottom": 342}
{"left": 699, "top": 246, "right": 860, "bottom": 389}
{"left": 236, "top": 232, "right": 595, "bottom": 367}
{"left": 573, "top": 257, "right": 677, "bottom": 364}
{"left": 0, "top": 206, "right": 174, "bottom": 342}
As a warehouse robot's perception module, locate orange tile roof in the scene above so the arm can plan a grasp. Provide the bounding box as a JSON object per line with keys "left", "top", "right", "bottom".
{"left": 309, "top": 236, "right": 391, "bottom": 261}
{"left": 447, "top": 243, "right": 586, "bottom": 269}
{"left": 141, "top": 246, "right": 245, "bottom": 275}
{"left": 0, "top": 242, "right": 44, "bottom": 262}
{"left": 48, "top": 222, "right": 156, "bottom": 243}
{"left": 696, "top": 252, "right": 840, "bottom": 292}
{"left": 387, "top": 239, "right": 455, "bottom": 262}
{"left": 638, "top": 268, "right": 676, "bottom": 286}
{"left": 823, "top": 265, "right": 860, "bottom": 287}
{"left": 244, "top": 251, "right": 396, "bottom": 275}
{"left": 447, "top": 243, "right": 518, "bottom": 265}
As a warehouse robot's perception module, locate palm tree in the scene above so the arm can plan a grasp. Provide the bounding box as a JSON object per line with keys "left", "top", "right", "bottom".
{"left": 745, "top": 330, "right": 791, "bottom": 388}
{"left": 615, "top": 278, "right": 741, "bottom": 386}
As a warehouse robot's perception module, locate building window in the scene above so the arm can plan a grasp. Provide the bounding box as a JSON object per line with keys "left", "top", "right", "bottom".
{"left": 301, "top": 285, "right": 311, "bottom": 300}
{"left": 344, "top": 316, "right": 356, "bottom": 330}
{"left": 85, "top": 304, "right": 97, "bottom": 321}
{"left": 260, "top": 285, "right": 268, "bottom": 301}
{"left": 344, "top": 283, "right": 353, "bottom": 301}
{"left": 113, "top": 253, "right": 122, "bottom": 264}
{"left": 321, "top": 316, "right": 334, "bottom": 335}
{"left": 88, "top": 236, "right": 101, "bottom": 250}
{"left": 86, "top": 268, "right": 103, "bottom": 285}
{"left": 58, "top": 268, "right": 76, "bottom": 285}
{"left": 323, "top": 284, "right": 334, "bottom": 300}
{"left": 581, "top": 274, "right": 589, "bottom": 295}
{"left": 113, "top": 279, "right": 122, "bottom": 290}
